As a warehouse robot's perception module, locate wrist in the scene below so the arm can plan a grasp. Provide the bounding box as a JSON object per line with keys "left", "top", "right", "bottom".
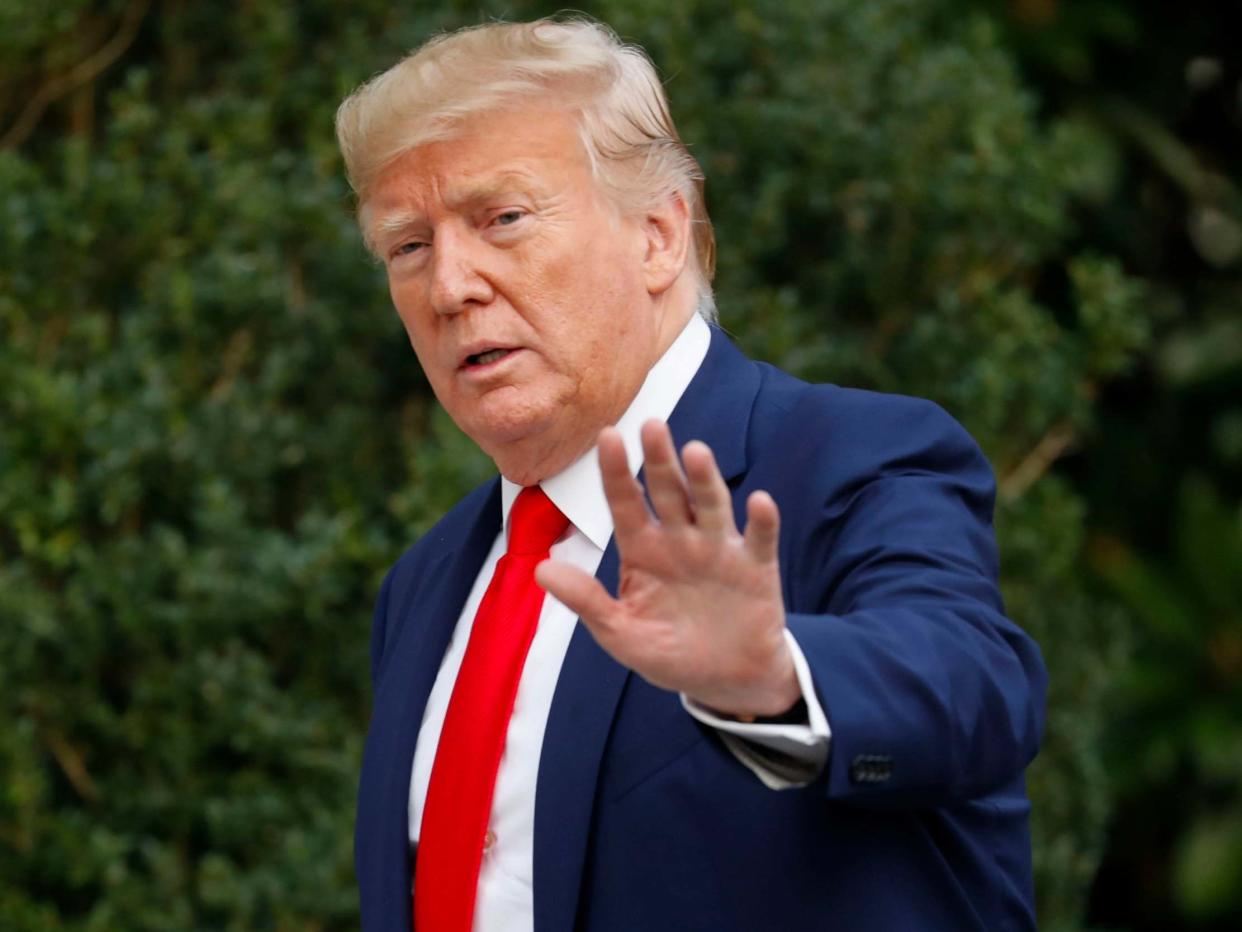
{"left": 697, "top": 640, "right": 802, "bottom": 721}
{"left": 732, "top": 695, "right": 807, "bottom": 725}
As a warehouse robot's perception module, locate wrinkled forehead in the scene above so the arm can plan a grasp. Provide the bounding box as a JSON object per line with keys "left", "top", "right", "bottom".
{"left": 357, "top": 87, "right": 591, "bottom": 194}
{"left": 358, "top": 105, "right": 598, "bottom": 243}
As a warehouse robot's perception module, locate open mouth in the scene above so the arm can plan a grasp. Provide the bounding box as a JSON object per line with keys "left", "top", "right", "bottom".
{"left": 464, "top": 347, "right": 517, "bottom": 368}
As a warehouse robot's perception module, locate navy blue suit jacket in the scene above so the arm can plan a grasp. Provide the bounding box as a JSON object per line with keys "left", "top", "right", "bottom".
{"left": 356, "top": 326, "right": 1048, "bottom": 931}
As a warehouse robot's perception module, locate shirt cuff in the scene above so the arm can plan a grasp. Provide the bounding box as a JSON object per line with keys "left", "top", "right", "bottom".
{"left": 680, "top": 629, "right": 831, "bottom": 790}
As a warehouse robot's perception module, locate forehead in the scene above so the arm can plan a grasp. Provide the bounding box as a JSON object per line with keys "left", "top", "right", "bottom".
{"left": 365, "top": 105, "right": 593, "bottom": 221}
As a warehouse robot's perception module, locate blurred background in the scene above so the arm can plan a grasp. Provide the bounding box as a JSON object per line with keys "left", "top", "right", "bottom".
{"left": 1, "top": 0, "right": 1239, "bottom": 928}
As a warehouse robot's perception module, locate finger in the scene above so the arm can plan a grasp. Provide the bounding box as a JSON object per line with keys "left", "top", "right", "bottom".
{"left": 681, "top": 440, "right": 736, "bottom": 536}
{"left": 597, "top": 427, "right": 652, "bottom": 540}
{"left": 743, "top": 490, "right": 781, "bottom": 563}
{"left": 536, "top": 560, "right": 636, "bottom": 671}
{"left": 535, "top": 559, "right": 620, "bottom": 628}
{"left": 640, "top": 420, "right": 693, "bottom": 527}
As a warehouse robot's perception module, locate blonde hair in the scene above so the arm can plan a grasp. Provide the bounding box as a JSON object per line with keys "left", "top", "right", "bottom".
{"left": 334, "top": 17, "right": 716, "bottom": 295}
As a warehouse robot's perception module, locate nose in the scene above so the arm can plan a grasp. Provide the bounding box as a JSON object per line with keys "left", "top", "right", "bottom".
{"left": 429, "top": 224, "right": 495, "bottom": 316}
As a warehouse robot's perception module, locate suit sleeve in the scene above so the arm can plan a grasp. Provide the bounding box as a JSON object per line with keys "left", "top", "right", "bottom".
{"left": 774, "top": 393, "right": 1046, "bottom": 806}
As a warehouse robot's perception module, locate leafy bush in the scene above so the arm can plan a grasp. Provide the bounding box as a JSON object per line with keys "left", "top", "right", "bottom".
{"left": 0, "top": 1, "right": 1154, "bottom": 928}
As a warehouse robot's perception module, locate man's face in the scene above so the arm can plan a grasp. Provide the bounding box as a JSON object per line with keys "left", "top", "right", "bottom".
{"left": 365, "top": 105, "right": 663, "bottom": 479}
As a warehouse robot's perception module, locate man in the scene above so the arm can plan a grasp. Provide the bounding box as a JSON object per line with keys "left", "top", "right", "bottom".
{"left": 336, "top": 16, "right": 1047, "bottom": 932}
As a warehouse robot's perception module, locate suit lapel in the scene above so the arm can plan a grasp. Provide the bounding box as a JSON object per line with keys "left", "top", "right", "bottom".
{"left": 358, "top": 481, "right": 502, "bottom": 932}
{"left": 532, "top": 327, "right": 762, "bottom": 932}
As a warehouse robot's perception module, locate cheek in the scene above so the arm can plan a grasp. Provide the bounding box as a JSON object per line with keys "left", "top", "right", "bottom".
{"left": 535, "top": 249, "right": 631, "bottom": 332}
{"left": 389, "top": 282, "right": 432, "bottom": 346}
{"left": 398, "top": 308, "right": 427, "bottom": 348}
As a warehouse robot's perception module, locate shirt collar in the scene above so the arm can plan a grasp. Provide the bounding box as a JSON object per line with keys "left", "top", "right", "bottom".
{"left": 500, "top": 312, "right": 712, "bottom": 550}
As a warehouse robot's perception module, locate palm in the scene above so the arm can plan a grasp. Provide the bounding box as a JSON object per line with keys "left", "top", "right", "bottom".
{"left": 536, "top": 420, "right": 797, "bottom": 718}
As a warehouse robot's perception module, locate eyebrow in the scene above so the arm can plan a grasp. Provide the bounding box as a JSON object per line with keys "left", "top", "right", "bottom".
{"left": 366, "top": 169, "right": 546, "bottom": 248}
{"left": 370, "top": 210, "right": 423, "bottom": 243}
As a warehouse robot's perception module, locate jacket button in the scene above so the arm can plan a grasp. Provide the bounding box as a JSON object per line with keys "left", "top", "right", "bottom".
{"left": 849, "top": 754, "right": 894, "bottom": 785}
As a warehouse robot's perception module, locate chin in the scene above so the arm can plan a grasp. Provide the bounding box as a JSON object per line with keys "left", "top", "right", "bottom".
{"left": 458, "top": 401, "right": 558, "bottom": 451}
{"left": 461, "top": 399, "right": 593, "bottom": 484}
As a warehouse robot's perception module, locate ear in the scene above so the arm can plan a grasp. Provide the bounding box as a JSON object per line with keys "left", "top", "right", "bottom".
{"left": 641, "top": 190, "right": 692, "bottom": 296}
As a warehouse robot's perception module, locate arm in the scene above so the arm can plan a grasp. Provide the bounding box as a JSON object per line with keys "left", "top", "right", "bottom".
{"left": 787, "top": 410, "right": 1045, "bottom": 802}
{"left": 537, "top": 404, "right": 1047, "bottom": 805}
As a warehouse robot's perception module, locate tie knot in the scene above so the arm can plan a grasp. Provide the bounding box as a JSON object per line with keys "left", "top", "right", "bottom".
{"left": 507, "top": 487, "right": 569, "bottom": 556}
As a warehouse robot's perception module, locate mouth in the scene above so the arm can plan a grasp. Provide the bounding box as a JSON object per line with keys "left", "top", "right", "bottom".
{"left": 459, "top": 346, "right": 521, "bottom": 371}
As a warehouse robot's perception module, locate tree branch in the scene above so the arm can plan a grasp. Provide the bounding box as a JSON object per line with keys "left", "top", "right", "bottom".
{"left": 0, "top": 0, "right": 151, "bottom": 150}
{"left": 1000, "top": 421, "right": 1077, "bottom": 502}
{"left": 43, "top": 728, "right": 100, "bottom": 804}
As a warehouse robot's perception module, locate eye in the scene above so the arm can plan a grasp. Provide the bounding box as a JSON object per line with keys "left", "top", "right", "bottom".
{"left": 391, "top": 240, "right": 426, "bottom": 259}
{"left": 492, "top": 209, "right": 526, "bottom": 227}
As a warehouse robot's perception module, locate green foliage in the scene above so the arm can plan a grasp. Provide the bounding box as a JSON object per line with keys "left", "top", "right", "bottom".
{"left": 986, "top": 4, "right": 1242, "bottom": 926}
{"left": 1094, "top": 479, "right": 1242, "bottom": 922}
{"left": 0, "top": 1, "right": 1163, "bottom": 929}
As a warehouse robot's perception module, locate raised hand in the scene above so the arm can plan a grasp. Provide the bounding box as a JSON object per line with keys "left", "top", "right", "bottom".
{"left": 534, "top": 419, "right": 800, "bottom": 719}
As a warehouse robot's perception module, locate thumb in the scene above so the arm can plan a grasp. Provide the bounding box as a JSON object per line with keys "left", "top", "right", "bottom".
{"left": 535, "top": 559, "right": 619, "bottom": 627}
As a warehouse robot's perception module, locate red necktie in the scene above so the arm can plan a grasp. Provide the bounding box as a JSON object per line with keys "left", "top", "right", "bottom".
{"left": 414, "top": 486, "right": 569, "bottom": 932}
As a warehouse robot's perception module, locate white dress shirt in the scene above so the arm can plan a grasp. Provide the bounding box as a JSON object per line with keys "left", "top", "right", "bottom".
{"left": 409, "top": 313, "right": 831, "bottom": 931}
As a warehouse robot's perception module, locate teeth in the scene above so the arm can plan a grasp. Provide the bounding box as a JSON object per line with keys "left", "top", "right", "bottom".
{"left": 473, "top": 348, "right": 510, "bottom": 365}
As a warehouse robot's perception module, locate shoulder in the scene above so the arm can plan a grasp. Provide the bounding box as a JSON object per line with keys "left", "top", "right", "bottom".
{"left": 383, "top": 478, "right": 499, "bottom": 603}
{"left": 740, "top": 360, "right": 1003, "bottom": 609}
{"left": 746, "top": 361, "right": 992, "bottom": 487}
